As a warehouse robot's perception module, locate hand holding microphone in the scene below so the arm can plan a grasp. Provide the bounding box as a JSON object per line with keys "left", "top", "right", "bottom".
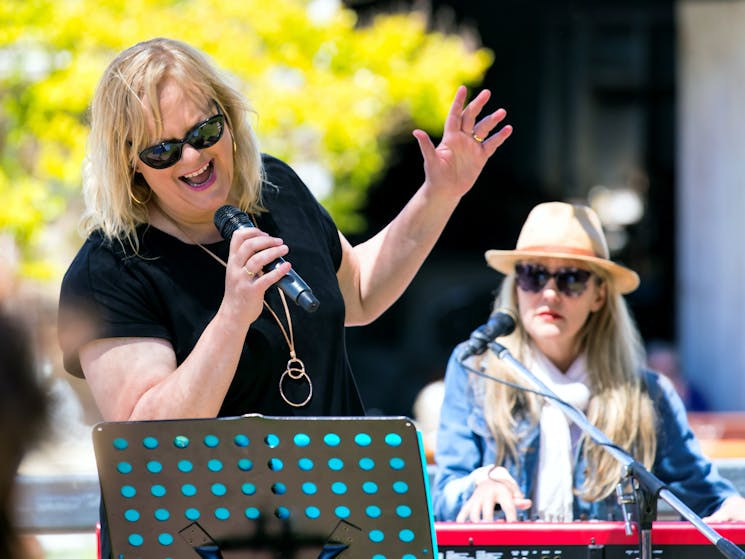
{"left": 214, "top": 205, "right": 320, "bottom": 313}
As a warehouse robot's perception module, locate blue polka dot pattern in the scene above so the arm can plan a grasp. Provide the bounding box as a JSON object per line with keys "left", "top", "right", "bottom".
{"left": 154, "top": 509, "right": 169, "bottom": 521}
{"left": 124, "top": 509, "right": 139, "bottom": 522}
{"left": 323, "top": 433, "right": 341, "bottom": 446}
{"left": 331, "top": 481, "right": 347, "bottom": 495}
{"left": 293, "top": 433, "right": 311, "bottom": 447}
{"left": 128, "top": 534, "right": 143, "bottom": 547}
{"left": 233, "top": 434, "right": 249, "bottom": 447}
{"left": 211, "top": 483, "right": 227, "bottom": 496}
{"left": 93, "top": 416, "right": 434, "bottom": 558}
{"left": 158, "top": 533, "right": 174, "bottom": 546}
{"left": 327, "top": 457, "right": 344, "bottom": 471}
{"left": 396, "top": 505, "right": 412, "bottom": 518}
{"left": 354, "top": 433, "right": 372, "bottom": 447}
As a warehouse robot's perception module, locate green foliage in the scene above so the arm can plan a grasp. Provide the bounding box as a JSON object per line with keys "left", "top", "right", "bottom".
{"left": 0, "top": 0, "right": 492, "bottom": 280}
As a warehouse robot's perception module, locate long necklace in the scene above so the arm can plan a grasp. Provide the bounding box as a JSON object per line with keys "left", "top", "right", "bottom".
{"left": 159, "top": 209, "right": 312, "bottom": 407}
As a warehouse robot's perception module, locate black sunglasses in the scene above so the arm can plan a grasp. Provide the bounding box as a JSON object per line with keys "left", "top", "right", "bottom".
{"left": 515, "top": 263, "right": 594, "bottom": 297}
{"left": 138, "top": 110, "right": 225, "bottom": 170}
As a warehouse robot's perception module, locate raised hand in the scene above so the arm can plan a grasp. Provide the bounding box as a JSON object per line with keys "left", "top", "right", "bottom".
{"left": 413, "top": 85, "right": 513, "bottom": 198}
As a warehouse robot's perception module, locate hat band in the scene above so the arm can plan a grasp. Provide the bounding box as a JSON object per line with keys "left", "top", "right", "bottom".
{"left": 517, "top": 245, "right": 606, "bottom": 260}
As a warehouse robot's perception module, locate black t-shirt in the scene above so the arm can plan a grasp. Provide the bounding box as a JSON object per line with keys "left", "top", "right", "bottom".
{"left": 58, "top": 154, "right": 365, "bottom": 417}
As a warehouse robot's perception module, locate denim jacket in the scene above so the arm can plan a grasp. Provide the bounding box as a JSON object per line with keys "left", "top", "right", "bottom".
{"left": 431, "top": 345, "right": 738, "bottom": 521}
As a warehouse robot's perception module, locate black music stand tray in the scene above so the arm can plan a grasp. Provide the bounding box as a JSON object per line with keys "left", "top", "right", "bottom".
{"left": 92, "top": 414, "right": 437, "bottom": 559}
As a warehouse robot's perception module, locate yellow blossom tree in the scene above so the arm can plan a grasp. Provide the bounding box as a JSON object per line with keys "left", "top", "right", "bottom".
{"left": 0, "top": 0, "right": 492, "bottom": 281}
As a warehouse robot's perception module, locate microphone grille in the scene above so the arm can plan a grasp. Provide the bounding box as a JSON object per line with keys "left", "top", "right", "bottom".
{"left": 489, "top": 308, "right": 517, "bottom": 338}
{"left": 213, "top": 205, "right": 253, "bottom": 239}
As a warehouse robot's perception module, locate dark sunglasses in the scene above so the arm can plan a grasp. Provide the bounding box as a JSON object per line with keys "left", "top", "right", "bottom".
{"left": 138, "top": 110, "right": 225, "bottom": 169}
{"left": 515, "top": 263, "right": 594, "bottom": 297}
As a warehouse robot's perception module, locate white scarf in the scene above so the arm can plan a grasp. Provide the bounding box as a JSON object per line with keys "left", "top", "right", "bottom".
{"left": 530, "top": 348, "right": 591, "bottom": 522}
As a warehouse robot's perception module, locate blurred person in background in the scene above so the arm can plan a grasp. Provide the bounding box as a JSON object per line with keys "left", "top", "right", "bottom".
{"left": 432, "top": 202, "right": 745, "bottom": 523}
{"left": 646, "top": 340, "right": 709, "bottom": 412}
{"left": 0, "top": 309, "right": 49, "bottom": 559}
{"left": 412, "top": 377, "right": 445, "bottom": 462}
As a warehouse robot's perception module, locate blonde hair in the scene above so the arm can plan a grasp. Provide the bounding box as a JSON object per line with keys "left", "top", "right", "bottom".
{"left": 480, "top": 266, "right": 657, "bottom": 501}
{"left": 80, "top": 37, "right": 264, "bottom": 244}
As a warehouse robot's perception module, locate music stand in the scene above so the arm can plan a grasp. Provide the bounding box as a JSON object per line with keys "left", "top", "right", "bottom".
{"left": 92, "top": 414, "right": 437, "bottom": 559}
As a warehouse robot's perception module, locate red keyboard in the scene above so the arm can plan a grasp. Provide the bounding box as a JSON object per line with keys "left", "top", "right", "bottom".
{"left": 435, "top": 521, "right": 745, "bottom": 558}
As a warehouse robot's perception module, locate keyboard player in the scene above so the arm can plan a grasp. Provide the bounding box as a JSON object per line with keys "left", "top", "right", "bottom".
{"left": 431, "top": 202, "right": 745, "bottom": 523}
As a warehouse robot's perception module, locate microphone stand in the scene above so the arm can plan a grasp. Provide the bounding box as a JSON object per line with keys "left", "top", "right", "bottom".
{"left": 485, "top": 341, "right": 745, "bottom": 559}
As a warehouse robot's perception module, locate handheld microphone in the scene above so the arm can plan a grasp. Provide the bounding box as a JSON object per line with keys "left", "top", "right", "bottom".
{"left": 213, "top": 205, "right": 320, "bottom": 313}
{"left": 458, "top": 309, "right": 517, "bottom": 360}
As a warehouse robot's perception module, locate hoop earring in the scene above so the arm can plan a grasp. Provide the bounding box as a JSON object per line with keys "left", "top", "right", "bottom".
{"left": 130, "top": 186, "right": 153, "bottom": 206}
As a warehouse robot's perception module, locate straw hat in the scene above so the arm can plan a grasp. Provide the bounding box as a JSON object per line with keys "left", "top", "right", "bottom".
{"left": 485, "top": 201, "right": 640, "bottom": 294}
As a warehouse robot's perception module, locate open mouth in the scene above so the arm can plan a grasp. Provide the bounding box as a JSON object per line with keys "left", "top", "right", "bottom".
{"left": 180, "top": 161, "right": 214, "bottom": 188}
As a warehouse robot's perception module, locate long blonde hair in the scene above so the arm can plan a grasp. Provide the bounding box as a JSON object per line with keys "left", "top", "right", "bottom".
{"left": 80, "top": 37, "right": 264, "bottom": 244}
{"left": 481, "top": 267, "right": 657, "bottom": 501}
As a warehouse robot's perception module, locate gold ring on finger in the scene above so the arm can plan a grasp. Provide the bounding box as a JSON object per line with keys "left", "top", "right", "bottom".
{"left": 472, "top": 131, "right": 485, "bottom": 143}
